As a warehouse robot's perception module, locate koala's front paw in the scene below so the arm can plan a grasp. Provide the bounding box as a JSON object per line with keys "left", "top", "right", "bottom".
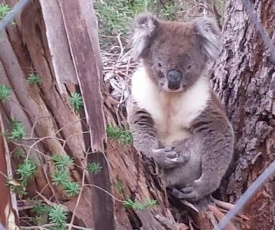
{"left": 152, "top": 147, "right": 187, "bottom": 169}
{"left": 170, "top": 179, "right": 212, "bottom": 201}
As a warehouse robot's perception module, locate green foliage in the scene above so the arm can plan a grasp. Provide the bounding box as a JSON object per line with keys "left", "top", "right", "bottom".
{"left": 51, "top": 155, "right": 80, "bottom": 197}
{"left": 87, "top": 162, "right": 102, "bottom": 174}
{"left": 0, "top": 3, "right": 11, "bottom": 20}
{"left": 52, "top": 170, "right": 69, "bottom": 186}
{"left": 17, "top": 159, "right": 37, "bottom": 186}
{"left": 94, "top": 0, "right": 146, "bottom": 35}
{"left": 115, "top": 178, "right": 124, "bottom": 195}
{"left": 0, "top": 3, "right": 15, "bottom": 25}
{"left": 48, "top": 205, "right": 68, "bottom": 230}
{"left": 123, "top": 198, "right": 158, "bottom": 210}
{"left": 52, "top": 154, "right": 73, "bottom": 171}
{"left": 63, "top": 181, "right": 80, "bottom": 197}
{"left": 94, "top": 0, "right": 178, "bottom": 48}
{"left": 0, "top": 84, "right": 11, "bottom": 102}
{"left": 106, "top": 125, "right": 133, "bottom": 145}
{"left": 69, "top": 93, "right": 83, "bottom": 112}
{"left": 6, "top": 177, "right": 27, "bottom": 195}
{"left": 27, "top": 73, "right": 41, "bottom": 85}
{"left": 13, "top": 148, "right": 25, "bottom": 158}
{"left": 9, "top": 119, "right": 27, "bottom": 141}
{"left": 159, "top": 2, "right": 179, "bottom": 20}
{"left": 52, "top": 171, "right": 80, "bottom": 196}
{"left": 33, "top": 203, "right": 51, "bottom": 216}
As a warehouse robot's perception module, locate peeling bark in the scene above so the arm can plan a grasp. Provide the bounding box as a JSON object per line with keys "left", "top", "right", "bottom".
{"left": 0, "top": 114, "right": 19, "bottom": 230}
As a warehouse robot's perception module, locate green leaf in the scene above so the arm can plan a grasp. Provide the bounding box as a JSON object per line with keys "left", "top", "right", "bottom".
{"left": 17, "top": 159, "right": 37, "bottom": 186}
{"left": 106, "top": 125, "right": 133, "bottom": 145}
{"left": 123, "top": 198, "right": 158, "bottom": 210}
{"left": 14, "top": 148, "right": 25, "bottom": 158}
{"left": 27, "top": 73, "right": 41, "bottom": 85}
{"left": 9, "top": 119, "right": 27, "bottom": 141}
{"left": 115, "top": 179, "right": 124, "bottom": 195}
{"left": 33, "top": 204, "right": 50, "bottom": 216}
{"left": 0, "top": 3, "right": 11, "bottom": 20}
{"left": 69, "top": 93, "right": 83, "bottom": 112}
{"left": 87, "top": 162, "right": 102, "bottom": 174}
{"left": 6, "top": 177, "right": 27, "bottom": 195}
{"left": 52, "top": 154, "right": 73, "bottom": 171}
{"left": 0, "top": 84, "right": 11, "bottom": 102}
{"left": 63, "top": 181, "right": 80, "bottom": 197}
{"left": 48, "top": 205, "right": 67, "bottom": 228}
{"left": 51, "top": 170, "right": 69, "bottom": 186}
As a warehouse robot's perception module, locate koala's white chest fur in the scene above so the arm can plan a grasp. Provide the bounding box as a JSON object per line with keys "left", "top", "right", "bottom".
{"left": 131, "top": 66, "right": 211, "bottom": 146}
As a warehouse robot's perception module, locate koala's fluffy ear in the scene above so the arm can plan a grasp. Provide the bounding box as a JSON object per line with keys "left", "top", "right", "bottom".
{"left": 131, "top": 13, "right": 159, "bottom": 61}
{"left": 194, "top": 18, "right": 221, "bottom": 61}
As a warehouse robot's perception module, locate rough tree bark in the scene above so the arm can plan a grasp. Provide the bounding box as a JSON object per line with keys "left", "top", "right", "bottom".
{"left": 212, "top": 0, "right": 275, "bottom": 229}
{"left": 0, "top": 0, "right": 89, "bottom": 227}
{"left": 0, "top": 114, "right": 19, "bottom": 229}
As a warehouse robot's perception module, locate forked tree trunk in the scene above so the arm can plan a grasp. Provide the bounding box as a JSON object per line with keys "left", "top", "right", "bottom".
{"left": 212, "top": 0, "right": 275, "bottom": 229}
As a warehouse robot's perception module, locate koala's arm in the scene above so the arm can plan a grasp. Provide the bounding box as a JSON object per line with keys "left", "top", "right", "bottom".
{"left": 171, "top": 105, "right": 234, "bottom": 200}
{"left": 128, "top": 101, "right": 188, "bottom": 168}
{"left": 128, "top": 101, "right": 158, "bottom": 153}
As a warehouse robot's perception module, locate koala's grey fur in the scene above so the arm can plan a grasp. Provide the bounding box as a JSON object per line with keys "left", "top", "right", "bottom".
{"left": 127, "top": 13, "right": 234, "bottom": 201}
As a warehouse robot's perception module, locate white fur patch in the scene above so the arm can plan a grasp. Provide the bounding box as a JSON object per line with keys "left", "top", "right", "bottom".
{"left": 131, "top": 66, "right": 211, "bottom": 146}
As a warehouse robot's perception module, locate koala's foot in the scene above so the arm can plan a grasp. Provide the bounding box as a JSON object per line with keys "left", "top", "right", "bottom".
{"left": 152, "top": 147, "right": 189, "bottom": 169}
{"left": 169, "top": 179, "right": 209, "bottom": 201}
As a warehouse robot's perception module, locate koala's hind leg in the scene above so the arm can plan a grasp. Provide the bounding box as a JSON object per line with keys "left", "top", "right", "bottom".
{"left": 170, "top": 106, "right": 234, "bottom": 201}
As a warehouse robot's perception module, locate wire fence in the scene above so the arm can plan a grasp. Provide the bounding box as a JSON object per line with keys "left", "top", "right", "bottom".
{"left": 0, "top": 0, "right": 275, "bottom": 229}
{"left": 0, "top": 0, "right": 30, "bottom": 32}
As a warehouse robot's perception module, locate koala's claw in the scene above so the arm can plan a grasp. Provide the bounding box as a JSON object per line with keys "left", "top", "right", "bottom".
{"left": 152, "top": 147, "right": 183, "bottom": 168}
{"left": 170, "top": 187, "right": 200, "bottom": 201}
{"left": 180, "top": 185, "right": 193, "bottom": 193}
{"left": 170, "top": 180, "right": 206, "bottom": 201}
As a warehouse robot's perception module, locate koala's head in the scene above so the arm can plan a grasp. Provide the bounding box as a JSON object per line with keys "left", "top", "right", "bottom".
{"left": 131, "top": 13, "right": 221, "bottom": 92}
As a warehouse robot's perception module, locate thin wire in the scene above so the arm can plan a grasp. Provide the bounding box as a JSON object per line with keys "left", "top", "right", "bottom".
{"left": 0, "top": 0, "right": 31, "bottom": 32}
{"left": 241, "top": 0, "right": 275, "bottom": 64}
{"left": 0, "top": 223, "right": 6, "bottom": 230}
{"left": 214, "top": 160, "right": 275, "bottom": 230}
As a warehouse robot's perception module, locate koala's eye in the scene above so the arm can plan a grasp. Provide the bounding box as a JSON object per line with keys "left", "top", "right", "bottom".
{"left": 158, "top": 63, "right": 162, "bottom": 68}
{"left": 187, "top": 64, "right": 192, "bottom": 70}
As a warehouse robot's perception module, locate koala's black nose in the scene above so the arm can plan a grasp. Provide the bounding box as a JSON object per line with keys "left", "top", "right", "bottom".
{"left": 167, "top": 70, "right": 183, "bottom": 90}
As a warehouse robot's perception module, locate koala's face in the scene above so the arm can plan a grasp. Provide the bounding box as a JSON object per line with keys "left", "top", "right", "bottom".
{"left": 132, "top": 14, "right": 221, "bottom": 92}
{"left": 146, "top": 26, "right": 208, "bottom": 92}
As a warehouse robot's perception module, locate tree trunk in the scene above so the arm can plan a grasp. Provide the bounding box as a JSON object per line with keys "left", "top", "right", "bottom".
{"left": 212, "top": 0, "right": 275, "bottom": 229}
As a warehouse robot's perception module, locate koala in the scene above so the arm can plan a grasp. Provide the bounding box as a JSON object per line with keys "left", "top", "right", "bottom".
{"left": 127, "top": 13, "right": 234, "bottom": 201}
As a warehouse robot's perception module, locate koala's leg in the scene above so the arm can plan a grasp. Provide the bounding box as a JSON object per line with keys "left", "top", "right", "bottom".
{"left": 171, "top": 106, "right": 234, "bottom": 201}
{"left": 162, "top": 136, "right": 202, "bottom": 187}
{"left": 128, "top": 102, "right": 187, "bottom": 169}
